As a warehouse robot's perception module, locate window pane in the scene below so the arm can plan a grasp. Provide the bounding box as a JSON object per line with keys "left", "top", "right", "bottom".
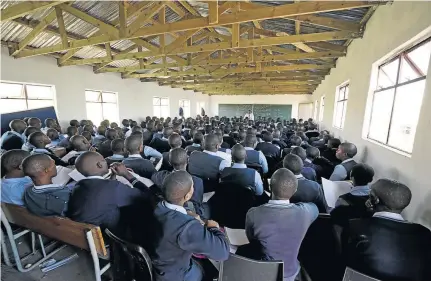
{"left": 161, "top": 98, "right": 169, "bottom": 106}
{"left": 102, "top": 92, "right": 117, "bottom": 103}
{"left": 102, "top": 103, "right": 119, "bottom": 123}
{"left": 377, "top": 58, "right": 399, "bottom": 89}
{"left": 161, "top": 105, "right": 169, "bottom": 118}
{"left": 368, "top": 89, "right": 395, "bottom": 143}
{"left": 0, "top": 83, "right": 24, "bottom": 98}
{"left": 341, "top": 100, "right": 347, "bottom": 128}
{"left": 407, "top": 40, "right": 431, "bottom": 75}
{"left": 319, "top": 96, "right": 325, "bottom": 122}
{"left": 344, "top": 85, "right": 349, "bottom": 99}
{"left": 27, "top": 99, "right": 53, "bottom": 110}
{"left": 26, "top": 85, "right": 53, "bottom": 99}
{"left": 399, "top": 56, "right": 421, "bottom": 83}
{"left": 338, "top": 86, "right": 346, "bottom": 100}
{"left": 153, "top": 97, "right": 160, "bottom": 106}
{"left": 184, "top": 100, "right": 190, "bottom": 107}
{"left": 86, "top": 102, "right": 103, "bottom": 126}
{"left": 184, "top": 106, "right": 190, "bottom": 118}
{"left": 334, "top": 101, "right": 344, "bottom": 128}
{"left": 387, "top": 80, "right": 426, "bottom": 153}
{"left": 0, "top": 99, "right": 27, "bottom": 113}
{"left": 86, "top": 91, "right": 101, "bottom": 102}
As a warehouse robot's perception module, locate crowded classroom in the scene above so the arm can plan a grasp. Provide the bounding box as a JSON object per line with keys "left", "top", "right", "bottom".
{"left": 0, "top": 1, "right": 431, "bottom": 281}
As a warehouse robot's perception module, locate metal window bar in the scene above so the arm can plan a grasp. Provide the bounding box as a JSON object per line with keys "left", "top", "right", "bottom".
{"left": 335, "top": 85, "right": 349, "bottom": 129}
{"left": 85, "top": 90, "right": 117, "bottom": 122}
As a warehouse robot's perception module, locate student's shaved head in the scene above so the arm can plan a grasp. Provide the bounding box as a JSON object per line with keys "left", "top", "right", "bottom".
{"left": 244, "top": 134, "right": 257, "bottom": 148}
{"left": 66, "top": 126, "right": 78, "bottom": 137}
{"left": 28, "top": 117, "right": 42, "bottom": 129}
{"left": 81, "top": 131, "right": 92, "bottom": 141}
{"left": 28, "top": 131, "right": 50, "bottom": 148}
{"left": 125, "top": 134, "right": 143, "bottom": 154}
{"left": 10, "top": 119, "right": 27, "bottom": 134}
{"left": 162, "top": 170, "right": 193, "bottom": 204}
{"left": 168, "top": 133, "right": 182, "bottom": 149}
{"left": 193, "top": 132, "right": 204, "bottom": 144}
{"left": 290, "top": 147, "right": 306, "bottom": 161}
{"left": 203, "top": 133, "right": 220, "bottom": 151}
{"left": 271, "top": 168, "right": 298, "bottom": 200}
{"left": 337, "top": 142, "right": 357, "bottom": 159}
{"left": 70, "top": 135, "right": 90, "bottom": 151}
{"left": 23, "top": 126, "right": 40, "bottom": 138}
{"left": 97, "top": 126, "right": 107, "bottom": 136}
{"left": 75, "top": 151, "right": 108, "bottom": 177}
{"left": 163, "top": 127, "right": 173, "bottom": 138}
{"left": 306, "top": 146, "right": 320, "bottom": 160}
{"left": 231, "top": 144, "right": 246, "bottom": 163}
{"left": 1, "top": 149, "right": 30, "bottom": 173}
{"left": 22, "top": 153, "right": 56, "bottom": 179}
{"left": 47, "top": 128, "right": 59, "bottom": 140}
{"left": 105, "top": 128, "right": 118, "bottom": 140}
{"left": 111, "top": 138, "right": 125, "bottom": 154}
{"left": 371, "top": 179, "right": 412, "bottom": 213}
{"left": 283, "top": 154, "right": 303, "bottom": 175}
{"left": 169, "top": 148, "right": 188, "bottom": 170}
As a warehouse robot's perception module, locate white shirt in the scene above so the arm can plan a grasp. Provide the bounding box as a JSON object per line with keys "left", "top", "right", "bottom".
{"left": 244, "top": 113, "right": 255, "bottom": 121}
{"left": 373, "top": 211, "right": 404, "bottom": 221}
{"left": 162, "top": 200, "right": 187, "bottom": 215}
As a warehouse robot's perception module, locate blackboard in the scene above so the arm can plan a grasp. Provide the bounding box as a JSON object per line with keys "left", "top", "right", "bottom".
{"left": 1, "top": 106, "right": 58, "bottom": 135}
{"left": 218, "top": 104, "right": 292, "bottom": 120}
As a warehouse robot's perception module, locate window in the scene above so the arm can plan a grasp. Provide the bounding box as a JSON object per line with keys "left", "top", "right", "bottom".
{"left": 0, "top": 81, "right": 55, "bottom": 114}
{"left": 196, "top": 101, "right": 206, "bottom": 116}
{"left": 333, "top": 83, "right": 349, "bottom": 129}
{"left": 153, "top": 97, "right": 169, "bottom": 118}
{"left": 313, "top": 100, "right": 319, "bottom": 120}
{"left": 179, "top": 99, "right": 190, "bottom": 118}
{"left": 85, "top": 90, "right": 119, "bottom": 126}
{"left": 367, "top": 37, "right": 430, "bottom": 154}
{"left": 319, "top": 96, "right": 325, "bottom": 122}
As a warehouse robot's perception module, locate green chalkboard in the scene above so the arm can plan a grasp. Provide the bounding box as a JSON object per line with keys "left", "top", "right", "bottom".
{"left": 218, "top": 104, "right": 292, "bottom": 120}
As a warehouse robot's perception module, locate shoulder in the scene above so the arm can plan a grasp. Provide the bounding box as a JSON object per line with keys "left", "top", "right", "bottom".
{"left": 294, "top": 202, "right": 319, "bottom": 213}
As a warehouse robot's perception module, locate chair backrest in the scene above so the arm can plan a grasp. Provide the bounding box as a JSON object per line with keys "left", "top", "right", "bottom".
{"left": 219, "top": 254, "right": 283, "bottom": 281}
{"left": 1, "top": 203, "right": 107, "bottom": 257}
{"left": 343, "top": 267, "right": 382, "bottom": 281}
{"left": 105, "top": 229, "right": 153, "bottom": 281}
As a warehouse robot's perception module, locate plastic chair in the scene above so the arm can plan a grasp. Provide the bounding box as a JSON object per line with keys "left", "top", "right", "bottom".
{"left": 218, "top": 254, "right": 283, "bottom": 281}
{"left": 105, "top": 229, "right": 153, "bottom": 281}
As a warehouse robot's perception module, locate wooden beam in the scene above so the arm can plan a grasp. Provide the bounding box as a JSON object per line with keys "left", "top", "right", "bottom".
{"left": 232, "top": 23, "right": 240, "bottom": 48}
{"left": 307, "top": 41, "right": 348, "bottom": 52}
{"left": 118, "top": 1, "right": 127, "bottom": 37}
{"left": 208, "top": 0, "right": 219, "bottom": 24}
{"left": 1, "top": 1, "right": 64, "bottom": 22}
{"left": 291, "top": 15, "right": 361, "bottom": 33}
{"left": 126, "top": 2, "right": 165, "bottom": 36}
{"left": 169, "top": 80, "right": 321, "bottom": 87}
{"left": 58, "top": 49, "right": 80, "bottom": 65}
{"left": 55, "top": 7, "right": 68, "bottom": 49}
{"left": 93, "top": 44, "right": 137, "bottom": 71}
{"left": 165, "top": 1, "right": 186, "bottom": 18}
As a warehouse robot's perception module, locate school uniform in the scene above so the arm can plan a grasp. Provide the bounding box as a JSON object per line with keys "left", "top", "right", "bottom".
{"left": 1, "top": 131, "right": 25, "bottom": 151}
{"left": 31, "top": 148, "right": 69, "bottom": 167}
{"left": 149, "top": 201, "right": 230, "bottom": 281}
{"left": 149, "top": 137, "right": 171, "bottom": 154}
{"left": 61, "top": 150, "right": 85, "bottom": 164}
{"left": 105, "top": 154, "right": 125, "bottom": 166}
{"left": 141, "top": 145, "right": 163, "bottom": 159}
{"left": 58, "top": 137, "right": 72, "bottom": 152}
{"left": 273, "top": 138, "right": 288, "bottom": 150}
{"left": 331, "top": 185, "right": 372, "bottom": 226}
{"left": 301, "top": 166, "right": 317, "bottom": 182}
{"left": 255, "top": 142, "right": 280, "bottom": 159}
{"left": 290, "top": 175, "right": 327, "bottom": 213}
{"left": 341, "top": 213, "right": 431, "bottom": 281}
{"left": 216, "top": 150, "right": 232, "bottom": 163}
{"left": 330, "top": 158, "right": 357, "bottom": 181}
{"left": 223, "top": 135, "right": 236, "bottom": 148}
{"left": 185, "top": 143, "right": 202, "bottom": 155}
{"left": 24, "top": 183, "right": 74, "bottom": 216}
{"left": 243, "top": 201, "right": 318, "bottom": 281}
{"left": 21, "top": 142, "right": 35, "bottom": 152}
{"left": 92, "top": 134, "right": 106, "bottom": 146}
{"left": 123, "top": 154, "right": 156, "bottom": 179}
{"left": 188, "top": 151, "right": 230, "bottom": 181}
{"left": 160, "top": 152, "right": 173, "bottom": 172}
{"left": 321, "top": 148, "right": 341, "bottom": 166}
{"left": 220, "top": 163, "right": 263, "bottom": 195}
{"left": 1, "top": 176, "right": 33, "bottom": 206}
{"left": 98, "top": 139, "right": 113, "bottom": 158}
{"left": 244, "top": 147, "right": 269, "bottom": 174}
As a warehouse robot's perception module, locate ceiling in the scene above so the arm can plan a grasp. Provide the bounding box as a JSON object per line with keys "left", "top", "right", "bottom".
{"left": 0, "top": 1, "right": 388, "bottom": 95}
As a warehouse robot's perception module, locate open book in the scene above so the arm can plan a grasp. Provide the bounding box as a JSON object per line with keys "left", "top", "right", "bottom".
{"left": 321, "top": 178, "right": 353, "bottom": 208}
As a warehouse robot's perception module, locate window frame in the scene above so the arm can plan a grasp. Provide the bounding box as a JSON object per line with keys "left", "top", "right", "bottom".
{"left": 333, "top": 82, "right": 349, "bottom": 130}
{"left": 179, "top": 99, "right": 190, "bottom": 118}
{"left": 0, "top": 81, "right": 55, "bottom": 113}
{"left": 153, "top": 96, "right": 170, "bottom": 118}
{"left": 85, "top": 89, "right": 119, "bottom": 123}
{"left": 365, "top": 37, "right": 430, "bottom": 155}
{"left": 319, "top": 95, "right": 325, "bottom": 122}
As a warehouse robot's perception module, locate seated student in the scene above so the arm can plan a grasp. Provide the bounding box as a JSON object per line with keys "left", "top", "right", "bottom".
{"left": 149, "top": 171, "right": 230, "bottom": 281}
{"left": 58, "top": 126, "right": 78, "bottom": 151}
{"left": 122, "top": 134, "right": 156, "bottom": 179}
{"left": 1, "top": 119, "right": 27, "bottom": 151}
{"left": 321, "top": 138, "right": 341, "bottom": 165}
{"left": 28, "top": 132, "right": 68, "bottom": 167}
{"left": 341, "top": 179, "right": 431, "bottom": 281}
{"left": 23, "top": 154, "right": 73, "bottom": 216}
{"left": 41, "top": 118, "right": 57, "bottom": 134}
{"left": 160, "top": 133, "right": 183, "bottom": 171}
{"left": 214, "top": 133, "right": 232, "bottom": 162}
{"left": 110, "top": 122, "right": 118, "bottom": 129}
{"left": 188, "top": 134, "right": 230, "bottom": 181}
{"left": 223, "top": 128, "right": 236, "bottom": 148}
{"left": 238, "top": 168, "right": 318, "bottom": 281}
{"left": 237, "top": 130, "right": 247, "bottom": 145}
{"left": 67, "top": 152, "right": 154, "bottom": 232}
{"left": 243, "top": 135, "right": 269, "bottom": 174}
{"left": 28, "top": 117, "right": 42, "bottom": 130}
{"left": 151, "top": 123, "right": 164, "bottom": 140}
{"left": 46, "top": 128, "right": 61, "bottom": 147}
{"left": 81, "top": 130, "right": 93, "bottom": 142}
{"left": 220, "top": 144, "right": 263, "bottom": 196}
{"left": 149, "top": 127, "right": 172, "bottom": 153}
{"left": 121, "top": 119, "right": 130, "bottom": 135}
{"left": 21, "top": 126, "right": 40, "bottom": 151}
{"left": 105, "top": 138, "right": 126, "bottom": 165}
{"left": 305, "top": 146, "right": 334, "bottom": 181}
{"left": 290, "top": 147, "right": 317, "bottom": 182}
{"left": 92, "top": 126, "right": 107, "bottom": 146}
{"left": 282, "top": 135, "right": 302, "bottom": 157}
{"left": 151, "top": 148, "right": 205, "bottom": 219}
{"left": 255, "top": 131, "right": 280, "bottom": 159}
{"left": 62, "top": 135, "right": 92, "bottom": 165}
{"left": 283, "top": 154, "right": 327, "bottom": 213}
{"left": 138, "top": 132, "right": 163, "bottom": 159}
{"left": 98, "top": 128, "right": 118, "bottom": 158}
{"left": 1, "top": 150, "right": 33, "bottom": 205}
{"left": 331, "top": 164, "right": 374, "bottom": 225}
{"left": 329, "top": 142, "right": 358, "bottom": 181}
{"left": 185, "top": 131, "right": 204, "bottom": 155}
{"left": 272, "top": 129, "right": 288, "bottom": 150}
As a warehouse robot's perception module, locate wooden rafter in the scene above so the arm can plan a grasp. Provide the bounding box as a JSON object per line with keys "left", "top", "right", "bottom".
{"left": 1, "top": 1, "right": 65, "bottom": 22}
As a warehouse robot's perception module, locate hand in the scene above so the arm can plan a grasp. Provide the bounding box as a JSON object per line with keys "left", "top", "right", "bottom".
{"left": 187, "top": 211, "right": 204, "bottom": 225}
{"left": 110, "top": 162, "right": 132, "bottom": 178}
{"left": 206, "top": 220, "right": 219, "bottom": 229}
{"left": 89, "top": 146, "right": 97, "bottom": 152}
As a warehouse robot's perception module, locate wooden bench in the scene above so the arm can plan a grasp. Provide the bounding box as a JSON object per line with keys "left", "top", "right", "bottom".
{"left": 1, "top": 203, "right": 110, "bottom": 281}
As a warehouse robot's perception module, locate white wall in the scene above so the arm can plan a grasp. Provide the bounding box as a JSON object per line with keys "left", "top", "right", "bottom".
{"left": 0, "top": 47, "right": 209, "bottom": 127}
{"left": 311, "top": 1, "right": 431, "bottom": 227}
{"left": 209, "top": 94, "right": 312, "bottom": 119}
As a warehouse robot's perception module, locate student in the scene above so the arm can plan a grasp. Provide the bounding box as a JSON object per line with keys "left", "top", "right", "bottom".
{"left": 98, "top": 128, "right": 118, "bottom": 158}
{"left": 110, "top": 122, "right": 118, "bottom": 129}
{"left": 61, "top": 135, "right": 92, "bottom": 165}
{"left": 272, "top": 129, "right": 287, "bottom": 149}
{"left": 41, "top": 118, "right": 57, "bottom": 134}
{"left": 222, "top": 127, "right": 236, "bottom": 148}
{"left": 160, "top": 133, "right": 182, "bottom": 171}
{"left": 331, "top": 164, "right": 374, "bottom": 225}
{"left": 121, "top": 119, "right": 130, "bottom": 135}
{"left": 28, "top": 117, "right": 42, "bottom": 130}
{"left": 238, "top": 168, "right": 318, "bottom": 281}
{"left": 321, "top": 138, "right": 341, "bottom": 165}
{"left": 23, "top": 154, "right": 73, "bottom": 216}
{"left": 138, "top": 132, "right": 163, "bottom": 159}
{"left": 21, "top": 126, "right": 40, "bottom": 152}
{"left": 305, "top": 146, "right": 334, "bottom": 181}
{"left": 67, "top": 152, "right": 154, "bottom": 232}
{"left": 282, "top": 135, "right": 302, "bottom": 157}
{"left": 243, "top": 134, "right": 269, "bottom": 174}
{"left": 283, "top": 154, "right": 327, "bottom": 213}
{"left": 46, "top": 128, "right": 61, "bottom": 147}
{"left": 341, "top": 179, "right": 431, "bottom": 281}
{"left": 290, "top": 147, "right": 317, "bottom": 182}
{"left": 151, "top": 148, "right": 205, "bottom": 219}
{"left": 220, "top": 144, "right": 263, "bottom": 195}
{"left": 255, "top": 131, "right": 280, "bottom": 159}
{"left": 58, "top": 126, "right": 78, "bottom": 151}
{"left": 149, "top": 127, "right": 172, "bottom": 153}
{"left": 28, "top": 132, "right": 68, "bottom": 166}
{"left": 1, "top": 119, "right": 27, "bottom": 150}
{"left": 188, "top": 134, "right": 230, "bottom": 181}
{"left": 149, "top": 171, "right": 230, "bottom": 281}
{"left": 122, "top": 134, "right": 156, "bottom": 179}
{"left": 92, "top": 126, "right": 107, "bottom": 146}
{"left": 1, "top": 150, "right": 33, "bottom": 205}
{"left": 214, "top": 133, "right": 232, "bottom": 162}
{"left": 105, "top": 138, "right": 126, "bottom": 165}
{"left": 151, "top": 124, "right": 164, "bottom": 140}
{"left": 329, "top": 142, "right": 358, "bottom": 181}
{"left": 185, "top": 131, "right": 204, "bottom": 155}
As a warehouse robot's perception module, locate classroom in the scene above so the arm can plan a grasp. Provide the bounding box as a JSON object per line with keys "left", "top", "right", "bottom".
{"left": 1, "top": 1, "right": 430, "bottom": 281}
